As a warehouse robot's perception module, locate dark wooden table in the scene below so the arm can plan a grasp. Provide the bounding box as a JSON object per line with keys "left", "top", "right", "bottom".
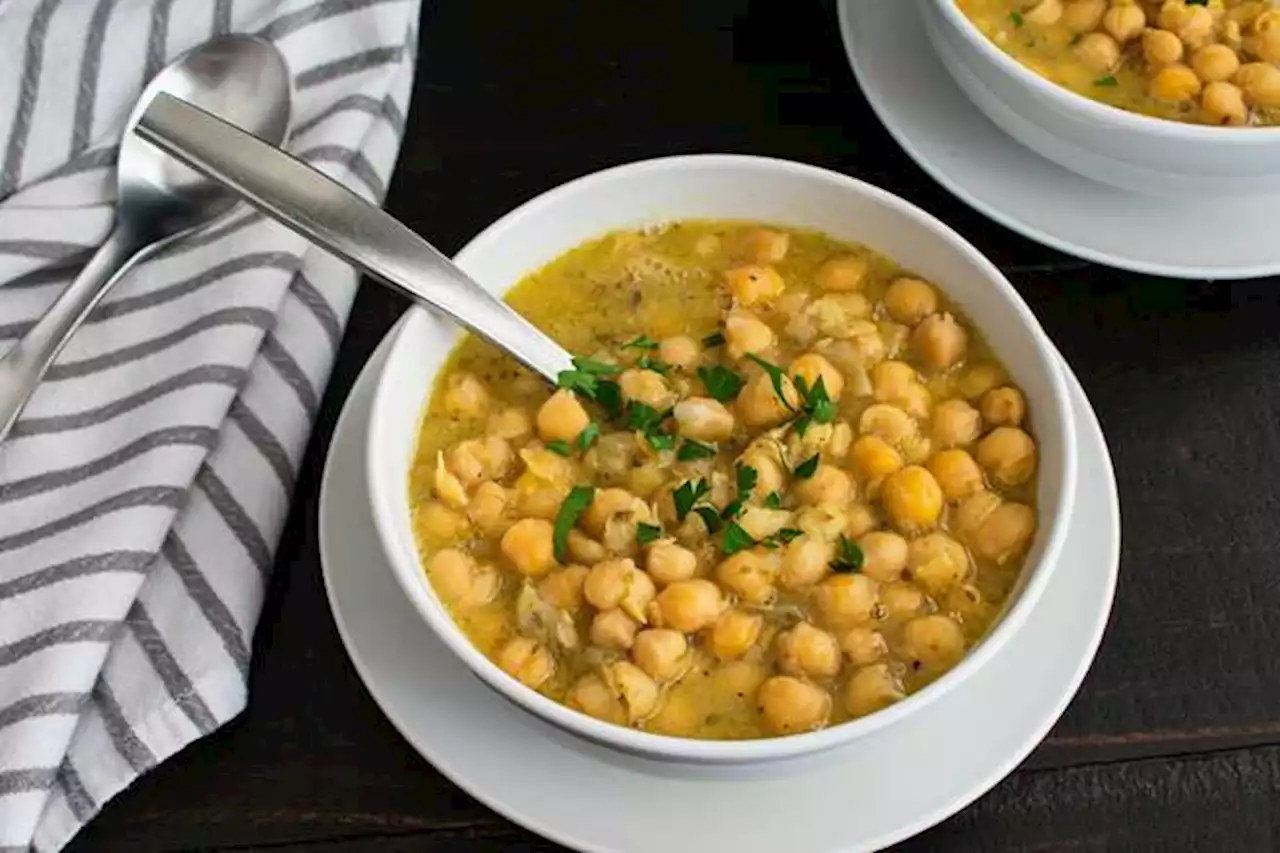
{"left": 67, "top": 1, "right": 1280, "bottom": 850}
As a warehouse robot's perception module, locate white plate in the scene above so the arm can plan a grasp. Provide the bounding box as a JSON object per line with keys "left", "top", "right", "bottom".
{"left": 838, "top": 0, "right": 1280, "bottom": 280}
{"left": 318, "top": 329, "right": 1120, "bottom": 853}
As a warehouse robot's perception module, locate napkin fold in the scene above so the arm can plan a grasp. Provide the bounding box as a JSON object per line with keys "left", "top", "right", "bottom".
{"left": 0, "top": 1, "right": 420, "bottom": 848}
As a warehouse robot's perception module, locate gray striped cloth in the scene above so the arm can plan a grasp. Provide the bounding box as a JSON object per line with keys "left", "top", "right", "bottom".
{"left": 0, "top": 0, "right": 420, "bottom": 848}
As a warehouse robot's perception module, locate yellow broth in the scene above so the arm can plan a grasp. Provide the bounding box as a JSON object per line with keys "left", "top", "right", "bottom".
{"left": 958, "top": 0, "right": 1280, "bottom": 126}
{"left": 409, "top": 221, "right": 1039, "bottom": 739}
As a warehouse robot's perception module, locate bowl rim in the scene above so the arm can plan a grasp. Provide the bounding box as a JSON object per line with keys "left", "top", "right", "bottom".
{"left": 366, "top": 152, "right": 1079, "bottom": 763}
{"left": 928, "top": 0, "right": 1280, "bottom": 141}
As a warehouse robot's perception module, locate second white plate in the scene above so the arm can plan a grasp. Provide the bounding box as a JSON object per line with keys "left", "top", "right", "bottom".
{"left": 838, "top": 0, "right": 1280, "bottom": 280}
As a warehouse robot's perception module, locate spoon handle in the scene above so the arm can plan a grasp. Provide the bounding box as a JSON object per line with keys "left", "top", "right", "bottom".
{"left": 0, "top": 228, "right": 140, "bottom": 442}
{"left": 135, "top": 93, "right": 575, "bottom": 384}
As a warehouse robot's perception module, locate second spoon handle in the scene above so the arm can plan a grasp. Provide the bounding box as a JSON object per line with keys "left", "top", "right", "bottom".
{"left": 134, "top": 92, "right": 574, "bottom": 383}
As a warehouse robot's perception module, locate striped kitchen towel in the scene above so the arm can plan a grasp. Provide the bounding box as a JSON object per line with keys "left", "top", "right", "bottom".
{"left": 0, "top": 0, "right": 420, "bottom": 848}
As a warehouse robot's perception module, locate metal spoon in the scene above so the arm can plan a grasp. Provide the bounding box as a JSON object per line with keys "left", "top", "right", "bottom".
{"left": 134, "top": 93, "right": 575, "bottom": 385}
{"left": 0, "top": 35, "right": 291, "bottom": 442}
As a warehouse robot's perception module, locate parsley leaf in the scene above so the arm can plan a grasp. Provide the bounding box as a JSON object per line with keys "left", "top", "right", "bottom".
{"left": 573, "top": 356, "right": 622, "bottom": 375}
{"left": 575, "top": 422, "right": 600, "bottom": 452}
{"left": 736, "top": 463, "right": 758, "bottom": 498}
{"left": 697, "top": 365, "right": 745, "bottom": 402}
{"left": 646, "top": 432, "right": 676, "bottom": 451}
{"left": 1094, "top": 75, "right": 1118, "bottom": 87}
{"left": 636, "top": 355, "right": 672, "bottom": 375}
{"left": 831, "top": 534, "right": 865, "bottom": 574}
{"left": 677, "top": 439, "right": 717, "bottom": 461}
{"left": 673, "top": 479, "right": 711, "bottom": 522}
{"left": 702, "top": 331, "right": 725, "bottom": 347}
{"left": 722, "top": 522, "right": 756, "bottom": 555}
{"left": 625, "top": 402, "right": 665, "bottom": 433}
{"left": 793, "top": 454, "right": 820, "bottom": 479}
{"left": 763, "top": 491, "right": 783, "bottom": 509}
{"left": 557, "top": 357, "right": 621, "bottom": 405}
{"left": 594, "top": 379, "right": 623, "bottom": 417}
{"left": 694, "top": 506, "right": 724, "bottom": 534}
{"left": 746, "top": 353, "right": 797, "bottom": 413}
{"left": 546, "top": 440, "right": 572, "bottom": 457}
{"left": 553, "top": 486, "right": 595, "bottom": 563}
{"left": 775, "top": 527, "right": 803, "bottom": 544}
{"left": 1010, "top": 10, "right": 1023, "bottom": 26}
{"left": 636, "top": 522, "right": 664, "bottom": 546}
{"left": 622, "top": 335, "right": 659, "bottom": 351}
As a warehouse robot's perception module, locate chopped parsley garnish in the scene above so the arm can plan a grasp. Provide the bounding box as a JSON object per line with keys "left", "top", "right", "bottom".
{"left": 645, "top": 432, "right": 676, "bottom": 451}
{"left": 736, "top": 463, "right": 758, "bottom": 498}
{"left": 702, "top": 331, "right": 725, "bottom": 347}
{"left": 793, "top": 454, "right": 820, "bottom": 480}
{"left": 763, "top": 491, "right": 783, "bottom": 509}
{"left": 625, "top": 401, "right": 664, "bottom": 432}
{"left": 545, "top": 440, "right": 572, "bottom": 457}
{"left": 636, "top": 522, "right": 664, "bottom": 546}
{"left": 746, "top": 353, "right": 797, "bottom": 413}
{"left": 1094, "top": 75, "right": 1118, "bottom": 87}
{"left": 553, "top": 485, "right": 595, "bottom": 563}
{"left": 622, "top": 334, "right": 659, "bottom": 351}
{"left": 637, "top": 355, "right": 672, "bottom": 374}
{"left": 831, "top": 534, "right": 865, "bottom": 574}
{"left": 694, "top": 506, "right": 724, "bottom": 534}
{"left": 557, "top": 356, "right": 623, "bottom": 416}
{"left": 677, "top": 439, "right": 717, "bottom": 461}
{"left": 1009, "top": 10, "right": 1023, "bottom": 26}
{"left": 792, "top": 375, "right": 837, "bottom": 437}
{"left": 594, "top": 379, "right": 623, "bottom": 417}
{"left": 1186, "top": 0, "right": 1207, "bottom": 5}
{"left": 775, "top": 527, "right": 803, "bottom": 544}
{"left": 722, "top": 522, "right": 756, "bottom": 556}
{"left": 576, "top": 422, "right": 600, "bottom": 451}
{"left": 673, "top": 478, "right": 711, "bottom": 522}
{"left": 697, "top": 364, "right": 745, "bottom": 403}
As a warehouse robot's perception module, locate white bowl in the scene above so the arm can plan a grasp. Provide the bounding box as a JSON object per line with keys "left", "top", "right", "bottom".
{"left": 366, "top": 154, "right": 1078, "bottom": 765}
{"left": 920, "top": 0, "right": 1280, "bottom": 198}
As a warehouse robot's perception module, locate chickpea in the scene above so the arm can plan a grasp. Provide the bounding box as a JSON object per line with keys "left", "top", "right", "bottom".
{"left": 418, "top": 500, "right": 469, "bottom": 543}
{"left": 1024, "top": 0, "right": 1063, "bottom": 26}
{"left": 716, "top": 550, "right": 778, "bottom": 605}
{"left": 840, "top": 627, "right": 888, "bottom": 667}
{"left": 567, "top": 528, "right": 606, "bottom": 564}
{"left": 931, "top": 398, "right": 982, "bottom": 448}
{"left": 903, "top": 614, "right": 966, "bottom": 669}
{"left": 1103, "top": 4, "right": 1146, "bottom": 42}
{"left": 659, "top": 335, "right": 700, "bottom": 369}
{"left": 646, "top": 540, "right": 698, "bottom": 584}
{"left": 497, "top": 637, "right": 556, "bottom": 690}
{"left": 927, "top": 448, "right": 985, "bottom": 502}
{"left": 487, "top": 406, "right": 533, "bottom": 443}
{"left": 591, "top": 608, "right": 639, "bottom": 650}
{"left": 858, "top": 404, "right": 918, "bottom": 446}
{"left": 883, "top": 277, "right": 938, "bottom": 325}
{"left": 976, "top": 427, "right": 1037, "bottom": 487}
{"left": 500, "top": 518, "right": 557, "bottom": 577}
{"left": 428, "top": 548, "right": 499, "bottom": 609}
{"left": 881, "top": 465, "right": 943, "bottom": 534}
{"left": 517, "top": 485, "right": 569, "bottom": 521}
{"left": 858, "top": 530, "right": 909, "bottom": 583}
{"left": 673, "top": 396, "right": 736, "bottom": 442}
{"left": 912, "top": 313, "right": 968, "bottom": 372}
{"left": 725, "top": 311, "right": 776, "bottom": 360}
{"left": 582, "top": 488, "right": 640, "bottom": 538}
{"left": 467, "top": 481, "right": 508, "bottom": 532}
{"left": 584, "top": 558, "right": 655, "bottom": 620}
{"left": 447, "top": 437, "right": 511, "bottom": 486}
{"left": 843, "top": 663, "right": 904, "bottom": 718}
{"left": 708, "top": 608, "right": 764, "bottom": 660}
{"left": 979, "top": 386, "right": 1026, "bottom": 427}
{"left": 1157, "top": 0, "right": 1191, "bottom": 33}
{"left": 850, "top": 435, "right": 904, "bottom": 484}
{"left": 793, "top": 464, "right": 854, "bottom": 507}
{"left": 957, "top": 362, "right": 1006, "bottom": 400}
{"left": 973, "top": 501, "right": 1038, "bottom": 564}
{"left": 734, "top": 227, "right": 790, "bottom": 264}
{"left": 603, "top": 660, "right": 660, "bottom": 722}
{"left": 433, "top": 452, "right": 468, "bottom": 508}
{"left": 1236, "top": 62, "right": 1280, "bottom": 107}
{"left": 1202, "top": 80, "right": 1248, "bottom": 124}
{"left": 790, "top": 353, "right": 845, "bottom": 400}
{"left": 1061, "top": 0, "right": 1105, "bottom": 32}
{"left": 1191, "top": 44, "right": 1240, "bottom": 83}
{"left": 1151, "top": 63, "right": 1202, "bottom": 101}
{"left": 742, "top": 447, "right": 786, "bottom": 495}
{"left": 812, "top": 573, "right": 880, "bottom": 628}
{"left": 872, "top": 360, "right": 917, "bottom": 402}
{"left": 757, "top": 676, "right": 831, "bottom": 734}
{"left": 806, "top": 294, "right": 872, "bottom": 339}
{"left": 737, "top": 371, "right": 801, "bottom": 429}
{"left": 725, "top": 264, "right": 785, "bottom": 306}
{"left": 632, "top": 629, "right": 689, "bottom": 679}
{"left": 656, "top": 579, "right": 723, "bottom": 631}
{"left": 567, "top": 673, "right": 626, "bottom": 724}
{"left": 779, "top": 534, "right": 835, "bottom": 590}
{"left": 953, "top": 490, "right": 1003, "bottom": 539}
{"left": 442, "top": 371, "right": 490, "bottom": 419}
{"left": 908, "top": 532, "right": 970, "bottom": 595}
{"left": 539, "top": 565, "right": 589, "bottom": 612}
{"left": 845, "top": 503, "right": 880, "bottom": 539}
{"left": 620, "top": 368, "right": 677, "bottom": 410}
{"left": 815, "top": 254, "right": 869, "bottom": 292}
{"left": 1142, "top": 27, "right": 1184, "bottom": 66}
{"left": 1076, "top": 32, "right": 1121, "bottom": 73}
{"left": 1257, "top": 19, "right": 1280, "bottom": 63}
{"left": 536, "top": 389, "right": 590, "bottom": 444}
{"left": 880, "top": 581, "right": 927, "bottom": 619}
{"left": 777, "top": 622, "right": 842, "bottom": 679}
{"left": 1177, "top": 5, "right": 1214, "bottom": 48}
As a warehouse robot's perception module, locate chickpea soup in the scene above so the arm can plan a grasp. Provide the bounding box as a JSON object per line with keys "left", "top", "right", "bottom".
{"left": 958, "top": 0, "right": 1280, "bottom": 126}
{"left": 410, "top": 221, "right": 1039, "bottom": 740}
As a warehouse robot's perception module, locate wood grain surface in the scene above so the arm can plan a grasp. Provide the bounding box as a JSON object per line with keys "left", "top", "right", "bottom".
{"left": 68, "top": 0, "right": 1280, "bottom": 849}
